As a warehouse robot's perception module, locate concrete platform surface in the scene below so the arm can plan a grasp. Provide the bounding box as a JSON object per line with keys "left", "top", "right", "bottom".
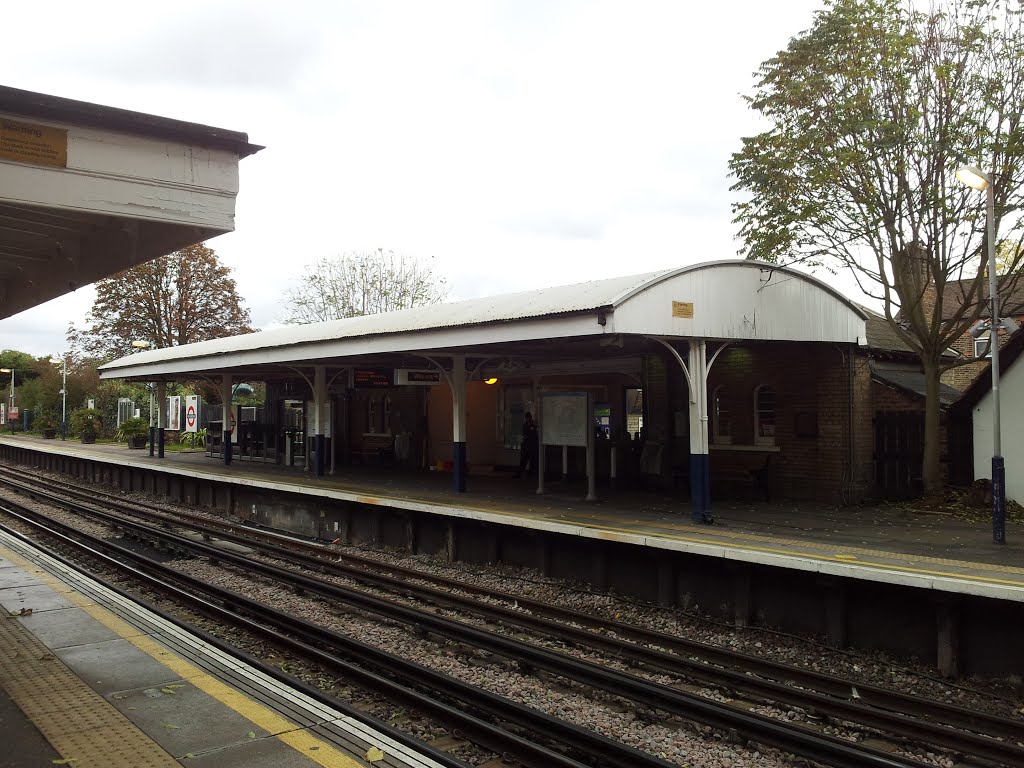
{"left": 0, "top": 526, "right": 447, "bottom": 768}
{"left": 5, "top": 434, "right": 1023, "bottom": 601}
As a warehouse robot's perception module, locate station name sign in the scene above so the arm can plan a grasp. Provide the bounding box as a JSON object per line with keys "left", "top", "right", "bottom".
{"left": 394, "top": 368, "right": 441, "bottom": 386}
{"left": 0, "top": 118, "right": 68, "bottom": 168}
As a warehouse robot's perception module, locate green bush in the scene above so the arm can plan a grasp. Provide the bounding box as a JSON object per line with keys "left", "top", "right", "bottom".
{"left": 70, "top": 407, "right": 104, "bottom": 438}
{"left": 178, "top": 427, "right": 207, "bottom": 449}
{"left": 115, "top": 416, "right": 150, "bottom": 443}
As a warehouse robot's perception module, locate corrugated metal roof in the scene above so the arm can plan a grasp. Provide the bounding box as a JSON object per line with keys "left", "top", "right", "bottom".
{"left": 102, "top": 269, "right": 667, "bottom": 371}
{"left": 100, "top": 260, "right": 873, "bottom": 376}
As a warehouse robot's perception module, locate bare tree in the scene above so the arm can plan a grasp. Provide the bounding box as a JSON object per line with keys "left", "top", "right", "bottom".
{"left": 730, "top": 0, "right": 1024, "bottom": 496}
{"left": 281, "top": 249, "right": 449, "bottom": 324}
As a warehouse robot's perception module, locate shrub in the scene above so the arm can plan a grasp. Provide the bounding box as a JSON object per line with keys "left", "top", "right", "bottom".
{"left": 70, "top": 407, "right": 104, "bottom": 438}
{"left": 115, "top": 416, "right": 150, "bottom": 443}
{"left": 178, "top": 427, "right": 207, "bottom": 449}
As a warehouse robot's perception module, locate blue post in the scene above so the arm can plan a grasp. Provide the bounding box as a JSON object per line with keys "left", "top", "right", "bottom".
{"left": 315, "top": 434, "right": 326, "bottom": 477}
{"left": 993, "top": 456, "right": 1006, "bottom": 545}
{"left": 453, "top": 441, "right": 467, "bottom": 492}
{"left": 157, "top": 427, "right": 165, "bottom": 458}
{"left": 224, "top": 430, "right": 233, "bottom": 465}
{"left": 149, "top": 426, "right": 156, "bottom": 457}
{"left": 690, "top": 453, "right": 712, "bottom": 523}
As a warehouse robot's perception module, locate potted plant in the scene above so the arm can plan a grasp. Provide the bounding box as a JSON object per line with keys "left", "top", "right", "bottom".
{"left": 116, "top": 416, "right": 150, "bottom": 449}
{"left": 70, "top": 407, "right": 104, "bottom": 444}
{"left": 36, "top": 411, "right": 58, "bottom": 439}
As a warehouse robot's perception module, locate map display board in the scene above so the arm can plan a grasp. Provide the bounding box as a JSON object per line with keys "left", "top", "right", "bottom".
{"left": 541, "top": 392, "right": 588, "bottom": 447}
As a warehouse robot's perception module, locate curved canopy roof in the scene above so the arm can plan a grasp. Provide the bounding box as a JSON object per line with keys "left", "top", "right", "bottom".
{"left": 101, "top": 260, "right": 868, "bottom": 380}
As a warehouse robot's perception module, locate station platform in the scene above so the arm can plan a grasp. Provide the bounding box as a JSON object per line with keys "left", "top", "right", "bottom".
{"left": 0, "top": 524, "right": 443, "bottom": 768}
{"left": 3, "top": 435, "right": 1022, "bottom": 605}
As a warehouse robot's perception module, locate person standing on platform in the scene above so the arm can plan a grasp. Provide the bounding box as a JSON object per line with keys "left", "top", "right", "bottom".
{"left": 514, "top": 411, "right": 538, "bottom": 478}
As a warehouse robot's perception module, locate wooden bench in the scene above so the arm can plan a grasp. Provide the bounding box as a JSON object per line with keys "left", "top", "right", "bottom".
{"left": 711, "top": 457, "right": 776, "bottom": 502}
{"left": 352, "top": 433, "right": 394, "bottom": 464}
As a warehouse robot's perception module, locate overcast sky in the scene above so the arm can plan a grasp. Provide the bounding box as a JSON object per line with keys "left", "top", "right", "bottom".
{"left": 1, "top": 0, "right": 840, "bottom": 357}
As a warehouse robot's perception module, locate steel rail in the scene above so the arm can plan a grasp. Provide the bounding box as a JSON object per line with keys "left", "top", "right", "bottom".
{"left": 3, "top": 487, "right": 939, "bottom": 768}
{"left": 6, "top": 468, "right": 1020, "bottom": 752}
{"left": 0, "top": 501, "right": 676, "bottom": 768}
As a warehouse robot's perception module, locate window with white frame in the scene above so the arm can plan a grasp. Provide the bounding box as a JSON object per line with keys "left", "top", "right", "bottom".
{"left": 974, "top": 335, "right": 992, "bottom": 359}
{"left": 712, "top": 386, "right": 732, "bottom": 444}
{"left": 754, "top": 385, "right": 776, "bottom": 445}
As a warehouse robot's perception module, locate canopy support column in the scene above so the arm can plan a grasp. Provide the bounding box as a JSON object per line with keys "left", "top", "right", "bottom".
{"left": 451, "top": 354, "right": 467, "bottom": 492}
{"left": 221, "top": 375, "right": 233, "bottom": 466}
{"left": 156, "top": 382, "right": 166, "bottom": 459}
{"left": 313, "top": 365, "right": 327, "bottom": 478}
{"left": 148, "top": 384, "right": 156, "bottom": 457}
{"left": 687, "top": 340, "right": 712, "bottom": 523}
{"left": 650, "top": 336, "right": 712, "bottom": 524}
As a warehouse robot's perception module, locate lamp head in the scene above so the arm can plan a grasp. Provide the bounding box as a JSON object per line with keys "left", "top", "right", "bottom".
{"left": 0, "top": 368, "right": 10, "bottom": 374}
{"left": 131, "top": 340, "right": 150, "bottom": 350}
{"left": 969, "top": 319, "right": 990, "bottom": 339}
{"left": 49, "top": 357, "right": 61, "bottom": 365}
{"left": 956, "top": 165, "right": 991, "bottom": 191}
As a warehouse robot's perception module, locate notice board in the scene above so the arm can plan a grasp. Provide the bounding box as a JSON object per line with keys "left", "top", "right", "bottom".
{"left": 541, "top": 392, "right": 588, "bottom": 447}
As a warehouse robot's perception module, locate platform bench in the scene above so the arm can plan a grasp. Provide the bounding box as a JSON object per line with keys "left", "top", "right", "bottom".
{"left": 352, "top": 433, "right": 394, "bottom": 464}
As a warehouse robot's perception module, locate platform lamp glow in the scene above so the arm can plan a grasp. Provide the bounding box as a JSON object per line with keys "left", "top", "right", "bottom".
{"left": 956, "top": 165, "right": 1006, "bottom": 545}
{"left": 48, "top": 355, "right": 68, "bottom": 441}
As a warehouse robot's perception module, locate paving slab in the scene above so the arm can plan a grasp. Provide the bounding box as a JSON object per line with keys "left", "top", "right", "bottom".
{"left": 107, "top": 680, "right": 272, "bottom": 758}
{"left": 180, "top": 734, "right": 331, "bottom": 768}
{"left": 0, "top": 565, "right": 43, "bottom": 589}
{"left": 0, "top": 583, "right": 75, "bottom": 613}
{"left": 53, "top": 638, "right": 180, "bottom": 695}
{"left": 19, "top": 606, "right": 120, "bottom": 649}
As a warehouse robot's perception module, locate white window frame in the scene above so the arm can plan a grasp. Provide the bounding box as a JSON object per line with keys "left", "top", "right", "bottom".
{"left": 754, "top": 385, "right": 776, "bottom": 446}
{"left": 974, "top": 335, "right": 992, "bottom": 359}
{"left": 712, "top": 386, "right": 732, "bottom": 445}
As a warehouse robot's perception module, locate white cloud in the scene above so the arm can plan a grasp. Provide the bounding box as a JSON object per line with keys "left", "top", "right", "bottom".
{"left": 1, "top": 0, "right": 832, "bottom": 355}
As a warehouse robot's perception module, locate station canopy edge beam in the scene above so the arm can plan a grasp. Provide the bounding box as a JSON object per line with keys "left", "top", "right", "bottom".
{"left": 0, "top": 85, "right": 261, "bottom": 319}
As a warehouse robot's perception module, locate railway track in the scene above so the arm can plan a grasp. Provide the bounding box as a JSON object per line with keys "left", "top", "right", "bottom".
{"left": 3, "top": 468, "right": 1018, "bottom": 766}
{"left": 0, "top": 504, "right": 675, "bottom": 768}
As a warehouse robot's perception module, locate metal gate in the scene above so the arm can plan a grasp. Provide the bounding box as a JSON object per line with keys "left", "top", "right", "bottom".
{"left": 873, "top": 411, "right": 924, "bottom": 499}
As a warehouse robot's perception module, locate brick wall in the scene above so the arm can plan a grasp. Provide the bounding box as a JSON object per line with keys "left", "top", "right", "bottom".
{"left": 706, "top": 342, "right": 870, "bottom": 503}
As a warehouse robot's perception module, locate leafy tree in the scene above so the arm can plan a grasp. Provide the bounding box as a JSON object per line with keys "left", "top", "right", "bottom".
{"left": 281, "top": 249, "right": 448, "bottom": 324}
{"left": 730, "top": 0, "right": 1024, "bottom": 496}
{"left": 68, "top": 243, "right": 255, "bottom": 361}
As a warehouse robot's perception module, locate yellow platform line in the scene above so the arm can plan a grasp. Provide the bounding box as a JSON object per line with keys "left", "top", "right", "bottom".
{"left": 1, "top": 545, "right": 364, "bottom": 768}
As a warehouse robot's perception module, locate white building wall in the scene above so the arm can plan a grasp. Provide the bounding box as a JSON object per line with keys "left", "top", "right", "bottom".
{"left": 973, "top": 362, "right": 1024, "bottom": 504}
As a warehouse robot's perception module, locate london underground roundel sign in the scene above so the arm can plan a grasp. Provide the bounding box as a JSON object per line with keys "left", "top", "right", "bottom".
{"left": 186, "top": 404, "right": 196, "bottom": 429}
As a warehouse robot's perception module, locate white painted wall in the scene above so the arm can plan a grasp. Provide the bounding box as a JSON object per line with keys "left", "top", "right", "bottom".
{"left": 973, "top": 361, "right": 1024, "bottom": 504}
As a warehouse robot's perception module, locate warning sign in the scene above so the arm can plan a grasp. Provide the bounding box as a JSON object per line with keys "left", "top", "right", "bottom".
{"left": 1, "top": 118, "right": 68, "bottom": 168}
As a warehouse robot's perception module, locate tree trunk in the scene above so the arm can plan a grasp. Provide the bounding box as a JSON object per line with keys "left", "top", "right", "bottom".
{"left": 921, "top": 358, "right": 943, "bottom": 497}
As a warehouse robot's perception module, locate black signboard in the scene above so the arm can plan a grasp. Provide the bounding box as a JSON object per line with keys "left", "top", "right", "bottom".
{"left": 354, "top": 368, "right": 393, "bottom": 389}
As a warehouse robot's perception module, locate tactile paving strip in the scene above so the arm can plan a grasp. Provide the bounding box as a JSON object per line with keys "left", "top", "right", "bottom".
{"left": 0, "top": 605, "right": 179, "bottom": 768}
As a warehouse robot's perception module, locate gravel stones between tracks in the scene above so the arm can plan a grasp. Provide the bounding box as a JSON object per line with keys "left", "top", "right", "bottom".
{"left": 6, "top": 477, "right": 1024, "bottom": 767}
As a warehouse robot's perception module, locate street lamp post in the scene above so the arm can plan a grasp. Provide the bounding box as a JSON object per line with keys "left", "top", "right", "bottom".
{"left": 956, "top": 165, "right": 1006, "bottom": 545}
{"left": 49, "top": 356, "right": 68, "bottom": 441}
{"left": 0, "top": 368, "right": 14, "bottom": 431}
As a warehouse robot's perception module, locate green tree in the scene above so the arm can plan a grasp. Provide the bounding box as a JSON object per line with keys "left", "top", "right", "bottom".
{"left": 68, "top": 243, "right": 255, "bottom": 361}
{"left": 730, "top": 0, "right": 1024, "bottom": 496}
{"left": 281, "top": 249, "right": 448, "bottom": 324}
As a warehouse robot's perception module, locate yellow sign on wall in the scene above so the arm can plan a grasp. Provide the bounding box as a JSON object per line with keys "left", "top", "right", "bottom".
{"left": 0, "top": 118, "right": 68, "bottom": 168}
{"left": 671, "top": 301, "right": 694, "bottom": 319}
